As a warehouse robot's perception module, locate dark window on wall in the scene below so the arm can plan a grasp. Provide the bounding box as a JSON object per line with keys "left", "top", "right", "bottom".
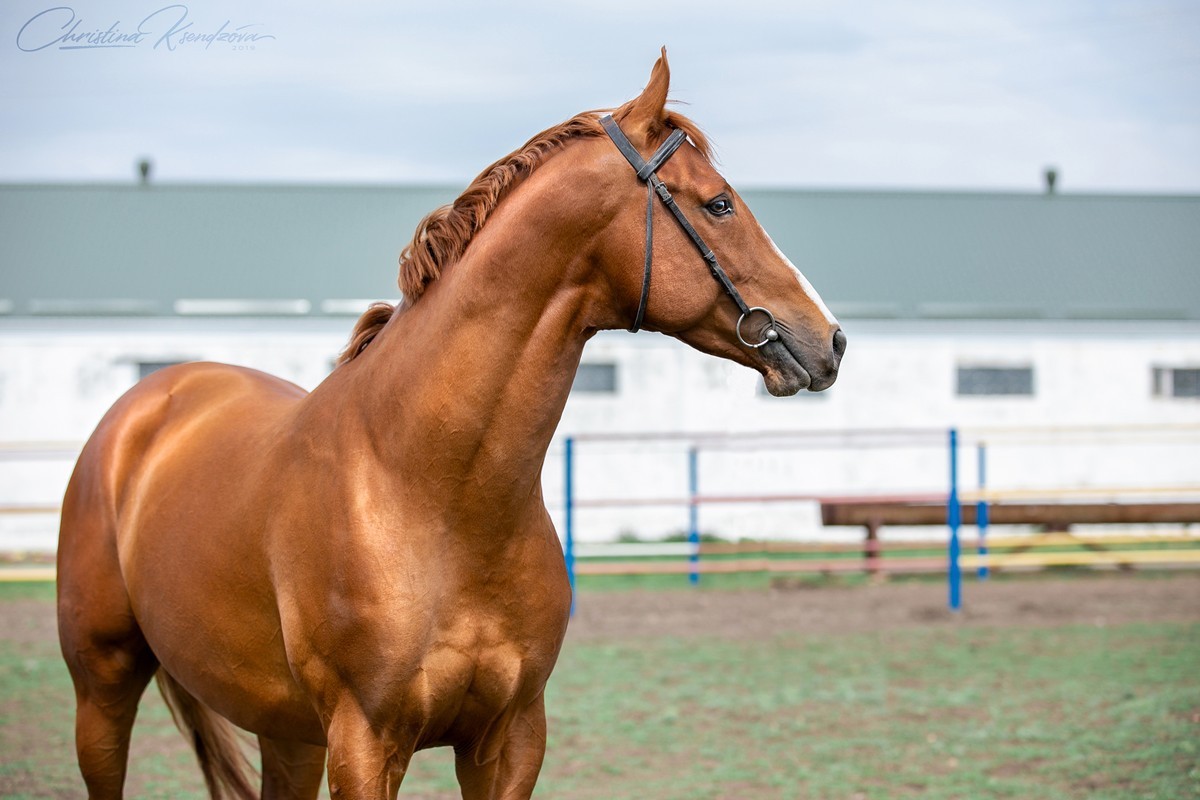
{"left": 956, "top": 366, "right": 1034, "bottom": 397}
{"left": 1153, "top": 367, "right": 1200, "bottom": 399}
{"left": 138, "top": 361, "right": 187, "bottom": 380}
{"left": 572, "top": 363, "right": 617, "bottom": 394}
{"left": 1175, "top": 369, "right": 1200, "bottom": 397}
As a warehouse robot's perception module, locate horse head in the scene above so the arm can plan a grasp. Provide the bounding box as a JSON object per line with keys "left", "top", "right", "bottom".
{"left": 590, "top": 50, "right": 845, "bottom": 395}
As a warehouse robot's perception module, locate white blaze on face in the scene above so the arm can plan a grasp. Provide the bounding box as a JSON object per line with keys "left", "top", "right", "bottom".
{"left": 768, "top": 235, "right": 839, "bottom": 326}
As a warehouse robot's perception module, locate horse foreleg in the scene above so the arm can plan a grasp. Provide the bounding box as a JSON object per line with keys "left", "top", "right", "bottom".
{"left": 324, "top": 706, "right": 417, "bottom": 800}
{"left": 453, "top": 693, "right": 548, "bottom": 800}
{"left": 260, "top": 735, "right": 327, "bottom": 800}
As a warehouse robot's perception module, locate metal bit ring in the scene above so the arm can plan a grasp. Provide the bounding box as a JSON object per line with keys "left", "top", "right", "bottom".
{"left": 736, "top": 307, "right": 780, "bottom": 349}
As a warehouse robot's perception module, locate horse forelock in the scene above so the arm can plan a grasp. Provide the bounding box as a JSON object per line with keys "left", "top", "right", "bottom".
{"left": 337, "top": 104, "right": 713, "bottom": 365}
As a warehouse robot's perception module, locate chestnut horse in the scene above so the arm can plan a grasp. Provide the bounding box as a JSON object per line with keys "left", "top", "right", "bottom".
{"left": 57, "top": 51, "right": 843, "bottom": 800}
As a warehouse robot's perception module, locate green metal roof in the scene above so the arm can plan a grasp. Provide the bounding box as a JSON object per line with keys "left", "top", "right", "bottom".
{"left": 2, "top": 183, "right": 1197, "bottom": 320}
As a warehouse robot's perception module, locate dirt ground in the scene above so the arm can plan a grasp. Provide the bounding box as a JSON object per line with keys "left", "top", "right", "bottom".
{"left": 7, "top": 574, "right": 1198, "bottom": 649}
{"left": 566, "top": 573, "right": 1200, "bottom": 641}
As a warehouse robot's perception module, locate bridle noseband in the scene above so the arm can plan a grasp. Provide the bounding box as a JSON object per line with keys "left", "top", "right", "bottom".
{"left": 599, "top": 114, "right": 779, "bottom": 349}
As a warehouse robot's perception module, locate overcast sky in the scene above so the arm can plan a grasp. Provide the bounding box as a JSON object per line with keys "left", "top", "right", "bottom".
{"left": 2, "top": 0, "right": 1197, "bottom": 192}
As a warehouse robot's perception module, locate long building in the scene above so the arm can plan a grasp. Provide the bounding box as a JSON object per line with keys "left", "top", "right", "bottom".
{"left": 2, "top": 182, "right": 1198, "bottom": 546}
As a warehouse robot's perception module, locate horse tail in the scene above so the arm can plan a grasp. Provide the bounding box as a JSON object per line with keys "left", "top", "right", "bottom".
{"left": 155, "top": 670, "right": 260, "bottom": 800}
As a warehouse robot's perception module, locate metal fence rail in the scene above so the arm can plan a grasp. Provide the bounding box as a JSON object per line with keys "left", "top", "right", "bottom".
{"left": 561, "top": 425, "right": 1200, "bottom": 611}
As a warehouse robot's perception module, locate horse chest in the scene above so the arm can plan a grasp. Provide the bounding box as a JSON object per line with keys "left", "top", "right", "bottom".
{"left": 320, "top": 621, "right": 555, "bottom": 755}
{"left": 288, "top": 566, "right": 568, "bottom": 736}
{"left": 277, "top": 509, "right": 570, "bottom": 745}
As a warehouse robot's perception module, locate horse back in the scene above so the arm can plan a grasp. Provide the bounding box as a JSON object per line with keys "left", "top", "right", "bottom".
{"left": 63, "top": 361, "right": 305, "bottom": 537}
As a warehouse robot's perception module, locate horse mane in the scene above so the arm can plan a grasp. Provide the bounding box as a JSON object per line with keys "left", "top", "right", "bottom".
{"left": 337, "top": 105, "right": 712, "bottom": 365}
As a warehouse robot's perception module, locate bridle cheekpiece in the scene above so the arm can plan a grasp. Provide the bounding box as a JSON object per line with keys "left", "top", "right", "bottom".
{"left": 599, "top": 114, "right": 779, "bottom": 348}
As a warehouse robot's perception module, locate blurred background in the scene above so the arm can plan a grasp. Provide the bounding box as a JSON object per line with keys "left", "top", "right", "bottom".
{"left": 1, "top": 0, "right": 1198, "bottom": 558}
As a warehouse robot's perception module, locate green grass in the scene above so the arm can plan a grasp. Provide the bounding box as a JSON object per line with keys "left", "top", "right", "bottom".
{"left": 0, "top": 580, "right": 55, "bottom": 602}
{"left": 574, "top": 570, "right": 781, "bottom": 592}
{"left": 2, "top": 583, "right": 1197, "bottom": 799}
{"left": 534, "top": 623, "right": 1200, "bottom": 799}
{"left": 572, "top": 567, "right": 1186, "bottom": 593}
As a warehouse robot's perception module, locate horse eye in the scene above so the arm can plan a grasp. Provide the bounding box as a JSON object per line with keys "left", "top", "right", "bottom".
{"left": 706, "top": 196, "right": 733, "bottom": 216}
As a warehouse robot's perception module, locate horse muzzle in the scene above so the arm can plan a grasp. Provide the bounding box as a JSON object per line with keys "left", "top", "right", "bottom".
{"left": 760, "top": 324, "right": 845, "bottom": 396}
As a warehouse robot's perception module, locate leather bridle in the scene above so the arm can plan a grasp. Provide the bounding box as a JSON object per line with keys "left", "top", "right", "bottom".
{"left": 600, "top": 114, "right": 779, "bottom": 348}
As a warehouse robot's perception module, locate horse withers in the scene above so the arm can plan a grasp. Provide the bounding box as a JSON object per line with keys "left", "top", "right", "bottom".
{"left": 57, "top": 50, "right": 843, "bottom": 800}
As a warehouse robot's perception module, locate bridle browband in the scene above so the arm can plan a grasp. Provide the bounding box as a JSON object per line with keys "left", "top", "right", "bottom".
{"left": 599, "top": 114, "right": 779, "bottom": 348}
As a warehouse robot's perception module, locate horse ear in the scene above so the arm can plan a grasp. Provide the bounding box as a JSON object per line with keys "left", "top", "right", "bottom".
{"left": 622, "top": 47, "right": 671, "bottom": 140}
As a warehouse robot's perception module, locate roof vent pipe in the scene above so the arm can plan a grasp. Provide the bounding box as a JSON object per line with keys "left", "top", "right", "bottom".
{"left": 137, "top": 158, "right": 152, "bottom": 186}
{"left": 1044, "top": 166, "right": 1058, "bottom": 195}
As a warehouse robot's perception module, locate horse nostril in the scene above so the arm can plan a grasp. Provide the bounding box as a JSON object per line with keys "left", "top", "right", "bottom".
{"left": 832, "top": 328, "right": 847, "bottom": 358}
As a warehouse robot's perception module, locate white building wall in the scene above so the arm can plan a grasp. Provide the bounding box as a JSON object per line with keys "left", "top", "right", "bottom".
{"left": 2, "top": 317, "right": 1199, "bottom": 550}
{"left": 548, "top": 320, "right": 1200, "bottom": 542}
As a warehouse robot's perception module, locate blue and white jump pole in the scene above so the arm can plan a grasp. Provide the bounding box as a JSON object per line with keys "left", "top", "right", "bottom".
{"left": 947, "top": 427, "right": 962, "bottom": 611}
{"left": 977, "top": 442, "right": 990, "bottom": 580}
{"left": 687, "top": 445, "right": 700, "bottom": 585}
{"left": 564, "top": 436, "right": 576, "bottom": 615}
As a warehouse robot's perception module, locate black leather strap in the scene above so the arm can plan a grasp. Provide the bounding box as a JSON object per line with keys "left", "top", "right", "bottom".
{"left": 600, "top": 114, "right": 754, "bottom": 331}
{"left": 602, "top": 115, "right": 682, "bottom": 331}
{"left": 639, "top": 130, "right": 688, "bottom": 180}
{"left": 599, "top": 116, "right": 687, "bottom": 181}
{"left": 651, "top": 179, "right": 751, "bottom": 317}
{"left": 631, "top": 180, "right": 653, "bottom": 331}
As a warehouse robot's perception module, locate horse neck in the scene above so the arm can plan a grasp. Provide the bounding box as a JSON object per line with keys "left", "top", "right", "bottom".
{"left": 324, "top": 186, "right": 601, "bottom": 524}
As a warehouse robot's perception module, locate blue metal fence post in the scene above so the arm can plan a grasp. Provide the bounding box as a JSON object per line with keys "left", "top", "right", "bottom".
{"left": 948, "top": 428, "right": 962, "bottom": 611}
{"left": 564, "top": 437, "right": 576, "bottom": 615}
{"left": 688, "top": 445, "right": 700, "bottom": 585}
{"left": 977, "top": 442, "right": 990, "bottom": 580}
